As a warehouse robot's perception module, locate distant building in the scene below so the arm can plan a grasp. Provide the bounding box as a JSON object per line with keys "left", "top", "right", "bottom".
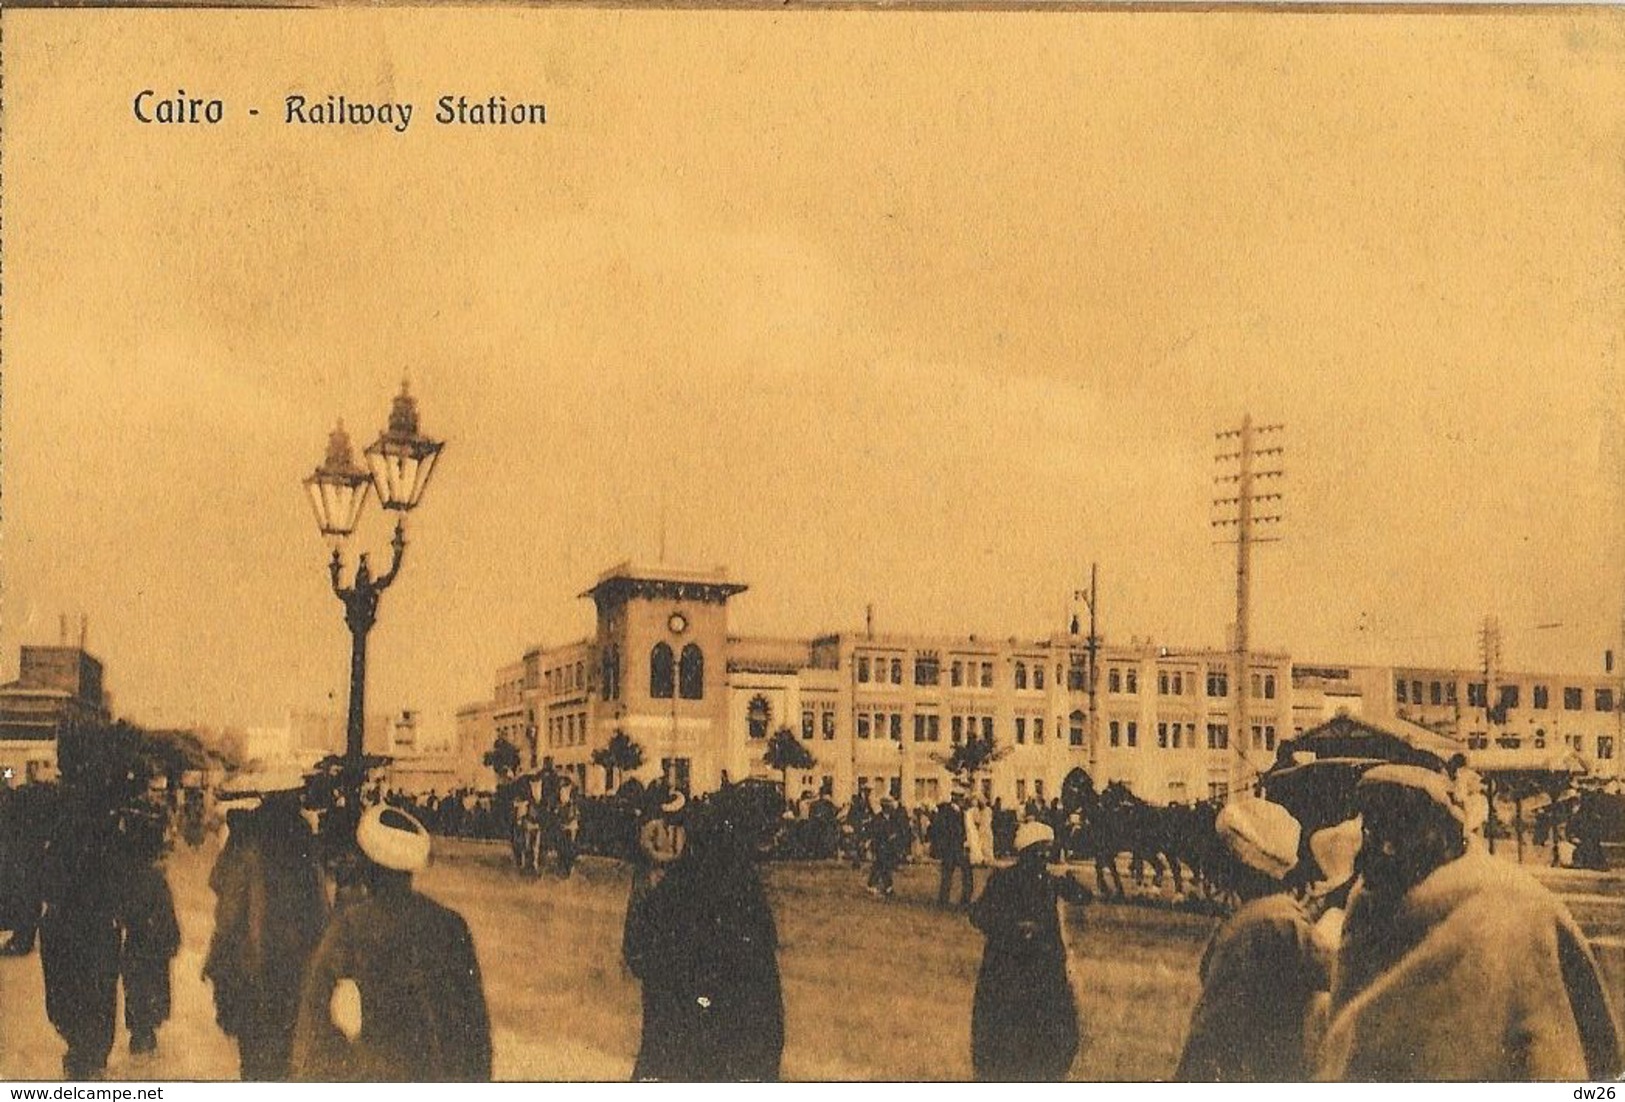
{"left": 456, "top": 561, "right": 1295, "bottom": 804}
{"left": 0, "top": 643, "right": 113, "bottom": 782}
{"left": 460, "top": 562, "right": 1623, "bottom": 804}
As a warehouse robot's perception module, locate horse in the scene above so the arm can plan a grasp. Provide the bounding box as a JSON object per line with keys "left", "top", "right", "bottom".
{"left": 1061, "top": 771, "right": 1222, "bottom": 900}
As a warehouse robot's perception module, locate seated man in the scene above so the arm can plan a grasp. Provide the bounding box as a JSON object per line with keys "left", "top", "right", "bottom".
{"left": 1319, "top": 764, "right": 1622, "bottom": 1081}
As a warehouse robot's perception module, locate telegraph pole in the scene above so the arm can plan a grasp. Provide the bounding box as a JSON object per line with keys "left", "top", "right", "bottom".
{"left": 1213, "top": 415, "right": 1284, "bottom": 799}
{"left": 1478, "top": 615, "right": 1502, "bottom": 732}
{"left": 1075, "top": 565, "right": 1101, "bottom": 775}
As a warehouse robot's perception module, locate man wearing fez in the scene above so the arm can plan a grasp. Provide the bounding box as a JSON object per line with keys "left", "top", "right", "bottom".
{"left": 292, "top": 804, "right": 492, "bottom": 1081}
{"left": 203, "top": 766, "right": 329, "bottom": 1080}
{"left": 1319, "top": 764, "right": 1622, "bottom": 1081}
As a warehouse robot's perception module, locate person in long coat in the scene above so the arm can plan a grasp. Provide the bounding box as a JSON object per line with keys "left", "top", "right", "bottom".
{"left": 120, "top": 863, "right": 180, "bottom": 1056}
{"left": 623, "top": 799, "right": 785, "bottom": 1081}
{"left": 865, "top": 795, "right": 912, "bottom": 896}
{"left": 203, "top": 771, "right": 329, "bottom": 1080}
{"left": 119, "top": 783, "right": 181, "bottom": 1057}
{"left": 623, "top": 789, "right": 688, "bottom": 967}
{"left": 291, "top": 805, "right": 492, "bottom": 1081}
{"left": 1319, "top": 765, "right": 1621, "bottom": 1081}
{"left": 0, "top": 778, "right": 55, "bottom": 956}
{"left": 968, "top": 820, "right": 1092, "bottom": 1081}
{"left": 38, "top": 783, "right": 125, "bottom": 1079}
{"left": 1175, "top": 797, "right": 1327, "bottom": 1083}
{"left": 930, "top": 794, "right": 974, "bottom": 906}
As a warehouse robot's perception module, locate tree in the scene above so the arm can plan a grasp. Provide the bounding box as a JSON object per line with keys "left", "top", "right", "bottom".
{"left": 483, "top": 736, "right": 521, "bottom": 781}
{"left": 763, "top": 726, "right": 816, "bottom": 801}
{"left": 591, "top": 729, "right": 645, "bottom": 793}
{"left": 931, "top": 735, "right": 1011, "bottom": 795}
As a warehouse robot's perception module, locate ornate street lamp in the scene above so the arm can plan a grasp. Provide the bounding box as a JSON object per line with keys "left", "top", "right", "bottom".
{"left": 304, "top": 380, "right": 444, "bottom": 840}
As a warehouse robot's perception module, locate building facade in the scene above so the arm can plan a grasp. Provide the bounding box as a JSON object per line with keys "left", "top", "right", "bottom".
{"left": 0, "top": 644, "right": 113, "bottom": 782}
{"left": 456, "top": 562, "right": 1303, "bottom": 805}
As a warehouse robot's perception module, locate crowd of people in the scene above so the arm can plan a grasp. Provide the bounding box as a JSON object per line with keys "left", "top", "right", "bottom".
{"left": 1, "top": 754, "right": 1621, "bottom": 1083}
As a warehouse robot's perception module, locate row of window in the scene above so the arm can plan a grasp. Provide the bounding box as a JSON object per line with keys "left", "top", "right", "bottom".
{"left": 543, "top": 661, "right": 586, "bottom": 697}
{"left": 1108, "top": 720, "right": 1248, "bottom": 752}
{"left": 1012, "top": 778, "right": 1050, "bottom": 804}
{"left": 593, "top": 644, "right": 707, "bottom": 704}
{"left": 495, "top": 719, "right": 530, "bottom": 752}
{"left": 1400, "top": 677, "right": 1617, "bottom": 713}
{"left": 1106, "top": 668, "right": 1275, "bottom": 699}
{"left": 1462, "top": 731, "right": 1616, "bottom": 759}
{"left": 800, "top": 709, "right": 838, "bottom": 740}
{"left": 546, "top": 710, "right": 590, "bottom": 749}
{"left": 854, "top": 654, "right": 1094, "bottom": 691}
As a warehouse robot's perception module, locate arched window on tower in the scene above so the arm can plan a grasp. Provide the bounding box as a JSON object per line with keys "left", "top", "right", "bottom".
{"left": 650, "top": 643, "right": 674, "bottom": 699}
{"left": 601, "top": 645, "right": 621, "bottom": 701}
{"left": 748, "top": 695, "right": 772, "bottom": 739}
{"left": 679, "top": 644, "right": 704, "bottom": 700}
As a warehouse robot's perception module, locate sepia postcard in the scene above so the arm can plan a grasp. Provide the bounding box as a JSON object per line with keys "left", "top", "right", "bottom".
{"left": 1, "top": 1, "right": 1623, "bottom": 1088}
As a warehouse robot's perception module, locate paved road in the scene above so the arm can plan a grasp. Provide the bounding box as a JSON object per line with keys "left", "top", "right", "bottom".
{"left": 0, "top": 837, "right": 239, "bottom": 1081}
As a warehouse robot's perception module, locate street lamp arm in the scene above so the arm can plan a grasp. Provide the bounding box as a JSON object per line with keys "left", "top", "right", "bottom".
{"left": 328, "top": 547, "right": 346, "bottom": 598}
{"left": 373, "top": 520, "right": 406, "bottom": 591}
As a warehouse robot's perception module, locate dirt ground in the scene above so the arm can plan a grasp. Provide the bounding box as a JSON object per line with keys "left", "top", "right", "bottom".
{"left": 0, "top": 835, "right": 1212, "bottom": 1081}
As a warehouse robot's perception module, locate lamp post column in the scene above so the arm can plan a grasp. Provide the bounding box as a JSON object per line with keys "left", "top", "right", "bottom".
{"left": 331, "top": 522, "right": 403, "bottom": 813}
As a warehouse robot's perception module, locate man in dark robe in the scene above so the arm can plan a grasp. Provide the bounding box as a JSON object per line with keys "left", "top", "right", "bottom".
{"left": 624, "top": 799, "right": 785, "bottom": 1081}
{"left": 120, "top": 863, "right": 180, "bottom": 1056}
{"left": 930, "top": 793, "right": 974, "bottom": 907}
{"left": 39, "top": 774, "right": 128, "bottom": 1079}
{"left": 968, "top": 820, "right": 1092, "bottom": 1081}
{"left": 291, "top": 805, "right": 492, "bottom": 1081}
{"left": 0, "top": 777, "right": 56, "bottom": 956}
{"left": 865, "top": 795, "right": 911, "bottom": 897}
{"left": 1175, "top": 797, "right": 1326, "bottom": 1082}
{"left": 118, "top": 779, "right": 181, "bottom": 1057}
{"left": 203, "top": 770, "right": 329, "bottom": 1080}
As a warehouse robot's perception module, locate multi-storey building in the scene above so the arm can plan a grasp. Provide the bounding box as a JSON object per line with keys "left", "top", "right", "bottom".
{"left": 1386, "top": 664, "right": 1619, "bottom": 776}
{"left": 456, "top": 562, "right": 1297, "bottom": 805}
{"left": 459, "top": 561, "right": 1622, "bottom": 804}
{"left": 0, "top": 642, "right": 113, "bottom": 782}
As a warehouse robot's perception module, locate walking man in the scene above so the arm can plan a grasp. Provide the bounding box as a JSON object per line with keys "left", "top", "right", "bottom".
{"left": 865, "top": 795, "right": 911, "bottom": 897}
{"left": 292, "top": 805, "right": 492, "bottom": 1080}
{"left": 930, "top": 791, "right": 974, "bottom": 906}
{"left": 119, "top": 775, "right": 181, "bottom": 1058}
{"left": 203, "top": 766, "right": 329, "bottom": 1080}
{"left": 624, "top": 796, "right": 784, "bottom": 1081}
{"left": 39, "top": 776, "right": 124, "bottom": 1079}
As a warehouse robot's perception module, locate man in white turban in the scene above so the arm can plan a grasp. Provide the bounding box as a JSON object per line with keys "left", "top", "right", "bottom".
{"left": 967, "top": 818, "right": 1093, "bottom": 1080}
{"left": 1175, "top": 797, "right": 1327, "bottom": 1081}
{"left": 291, "top": 805, "right": 491, "bottom": 1081}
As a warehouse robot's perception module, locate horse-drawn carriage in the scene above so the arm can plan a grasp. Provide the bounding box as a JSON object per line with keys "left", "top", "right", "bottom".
{"left": 1058, "top": 769, "right": 1224, "bottom": 900}
{"left": 500, "top": 769, "right": 582, "bottom": 877}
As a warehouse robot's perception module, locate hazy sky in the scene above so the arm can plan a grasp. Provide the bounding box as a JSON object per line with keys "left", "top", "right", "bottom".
{"left": 4, "top": 8, "right": 1624, "bottom": 736}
